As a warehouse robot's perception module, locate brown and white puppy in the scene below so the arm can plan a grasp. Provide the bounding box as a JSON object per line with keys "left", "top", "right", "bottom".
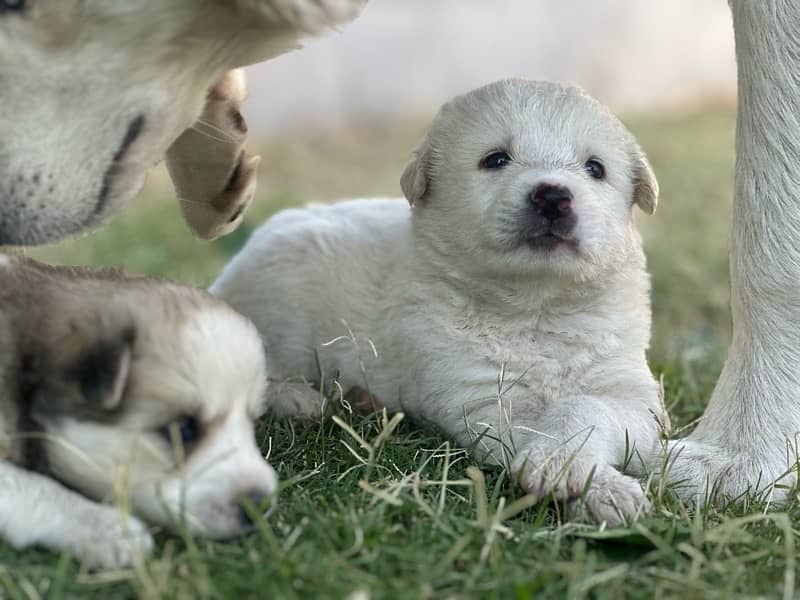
{"left": 0, "top": 255, "right": 276, "bottom": 569}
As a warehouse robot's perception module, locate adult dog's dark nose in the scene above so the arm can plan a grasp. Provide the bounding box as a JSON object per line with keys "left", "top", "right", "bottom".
{"left": 530, "top": 184, "right": 573, "bottom": 221}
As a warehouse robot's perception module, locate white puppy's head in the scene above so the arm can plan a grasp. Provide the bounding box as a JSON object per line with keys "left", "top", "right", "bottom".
{"left": 24, "top": 279, "right": 276, "bottom": 539}
{"left": 0, "top": 0, "right": 365, "bottom": 245}
{"left": 402, "top": 79, "right": 657, "bottom": 283}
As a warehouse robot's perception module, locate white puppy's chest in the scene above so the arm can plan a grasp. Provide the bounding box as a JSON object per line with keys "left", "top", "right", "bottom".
{"left": 393, "top": 302, "right": 620, "bottom": 418}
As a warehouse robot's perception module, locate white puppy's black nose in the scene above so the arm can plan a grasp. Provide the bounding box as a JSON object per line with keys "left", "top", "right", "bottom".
{"left": 530, "top": 184, "right": 573, "bottom": 221}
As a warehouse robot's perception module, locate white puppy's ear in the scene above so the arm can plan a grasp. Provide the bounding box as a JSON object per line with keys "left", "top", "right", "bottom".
{"left": 632, "top": 151, "right": 659, "bottom": 215}
{"left": 401, "top": 142, "right": 433, "bottom": 206}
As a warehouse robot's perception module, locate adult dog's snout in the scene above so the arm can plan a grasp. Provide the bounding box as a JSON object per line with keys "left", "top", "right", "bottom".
{"left": 530, "top": 184, "right": 573, "bottom": 221}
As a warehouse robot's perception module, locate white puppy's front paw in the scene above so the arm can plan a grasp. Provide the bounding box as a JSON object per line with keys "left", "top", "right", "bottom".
{"left": 70, "top": 509, "right": 154, "bottom": 570}
{"left": 656, "top": 438, "right": 795, "bottom": 506}
{"left": 511, "top": 445, "right": 649, "bottom": 526}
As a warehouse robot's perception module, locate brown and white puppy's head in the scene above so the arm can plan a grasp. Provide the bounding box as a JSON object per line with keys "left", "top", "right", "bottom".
{"left": 15, "top": 262, "right": 276, "bottom": 539}
{"left": 402, "top": 79, "right": 657, "bottom": 285}
{"left": 0, "top": 0, "right": 366, "bottom": 245}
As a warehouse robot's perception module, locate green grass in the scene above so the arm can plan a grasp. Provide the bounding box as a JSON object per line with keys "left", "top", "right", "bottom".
{"left": 4, "top": 109, "right": 788, "bottom": 599}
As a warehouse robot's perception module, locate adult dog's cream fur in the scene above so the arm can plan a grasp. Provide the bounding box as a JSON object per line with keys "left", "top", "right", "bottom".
{"left": 654, "top": 1, "right": 800, "bottom": 505}
{"left": 213, "top": 79, "right": 664, "bottom": 525}
{"left": 0, "top": 257, "right": 277, "bottom": 569}
{"left": 0, "top": 0, "right": 365, "bottom": 245}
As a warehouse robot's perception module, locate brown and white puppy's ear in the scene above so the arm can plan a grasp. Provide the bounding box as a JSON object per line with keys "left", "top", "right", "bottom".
{"left": 165, "top": 69, "right": 261, "bottom": 240}
{"left": 632, "top": 149, "right": 659, "bottom": 215}
{"left": 400, "top": 139, "right": 434, "bottom": 206}
{"left": 26, "top": 324, "right": 135, "bottom": 419}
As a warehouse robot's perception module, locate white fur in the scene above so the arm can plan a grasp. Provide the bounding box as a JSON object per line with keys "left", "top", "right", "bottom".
{"left": 0, "top": 462, "right": 153, "bottom": 570}
{"left": 654, "top": 1, "right": 800, "bottom": 505}
{"left": 213, "top": 79, "right": 664, "bottom": 525}
{"left": 0, "top": 255, "right": 10, "bottom": 267}
{"left": 0, "top": 0, "right": 365, "bottom": 244}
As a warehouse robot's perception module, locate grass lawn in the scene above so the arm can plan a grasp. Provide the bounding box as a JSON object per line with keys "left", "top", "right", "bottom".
{"left": 5, "top": 109, "right": 795, "bottom": 599}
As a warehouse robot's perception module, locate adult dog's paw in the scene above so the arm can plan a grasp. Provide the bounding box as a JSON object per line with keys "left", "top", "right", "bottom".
{"left": 654, "top": 438, "right": 795, "bottom": 506}
{"left": 242, "top": 0, "right": 367, "bottom": 33}
{"left": 71, "top": 509, "right": 154, "bottom": 570}
{"left": 511, "top": 444, "right": 649, "bottom": 526}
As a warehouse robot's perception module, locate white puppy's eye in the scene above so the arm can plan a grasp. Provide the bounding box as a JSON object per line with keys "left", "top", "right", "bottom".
{"left": 584, "top": 159, "right": 606, "bottom": 180}
{"left": 0, "top": 0, "right": 26, "bottom": 12}
{"left": 480, "top": 151, "right": 512, "bottom": 170}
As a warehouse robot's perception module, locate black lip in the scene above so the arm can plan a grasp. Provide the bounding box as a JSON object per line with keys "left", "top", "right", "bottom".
{"left": 525, "top": 232, "right": 577, "bottom": 251}
{"left": 94, "top": 113, "right": 146, "bottom": 218}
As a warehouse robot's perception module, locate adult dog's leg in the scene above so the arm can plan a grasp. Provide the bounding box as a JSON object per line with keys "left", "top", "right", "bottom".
{"left": 166, "top": 70, "right": 260, "bottom": 240}
{"left": 659, "top": 1, "right": 800, "bottom": 505}
{"left": 0, "top": 462, "right": 153, "bottom": 569}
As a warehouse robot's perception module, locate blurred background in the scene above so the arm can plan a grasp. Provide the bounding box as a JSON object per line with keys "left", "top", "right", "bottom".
{"left": 28, "top": 1, "right": 737, "bottom": 394}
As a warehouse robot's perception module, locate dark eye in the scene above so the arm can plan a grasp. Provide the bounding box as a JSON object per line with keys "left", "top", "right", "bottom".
{"left": 480, "top": 151, "right": 512, "bottom": 170}
{"left": 584, "top": 159, "right": 606, "bottom": 180}
{"left": 1, "top": 0, "right": 26, "bottom": 12}
{"left": 161, "top": 416, "right": 201, "bottom": 446}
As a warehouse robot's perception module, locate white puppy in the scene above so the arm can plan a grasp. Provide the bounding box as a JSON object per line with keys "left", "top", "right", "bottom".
{"left": 212, "top": 79, "right": 664, "bottom": 525}
{"left": 0, "top": 257, "right": 277, "bottom": 569}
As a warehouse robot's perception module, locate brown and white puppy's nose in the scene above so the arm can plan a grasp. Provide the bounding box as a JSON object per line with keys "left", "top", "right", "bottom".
{"left": 237, "top": 489, "right": 273, "bottom": 527}
{"left": 530, "top": 184, "right": 573, "bottom": 221}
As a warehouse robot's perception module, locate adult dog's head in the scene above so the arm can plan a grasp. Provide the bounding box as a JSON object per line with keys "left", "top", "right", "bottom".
{"left": 402, "top": 79, "right": 658, "bottom": 283}
{"left": 0, "top": 0, "right": 365, "bottom": 245}
{"left": 9, "top": 261, "right": 278, "bottom": 538}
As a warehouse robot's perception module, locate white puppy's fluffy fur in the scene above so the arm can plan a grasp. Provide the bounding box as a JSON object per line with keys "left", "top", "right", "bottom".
{"left": 213, "top": 79, "right": 664, "bottom": 525}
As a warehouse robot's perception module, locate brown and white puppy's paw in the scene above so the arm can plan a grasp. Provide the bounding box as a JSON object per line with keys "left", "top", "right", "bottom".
{"left": 166, "top": 69, "right": 261, "bottom": 240}
{"left": 69, "top": 507, "right": 154, "bottom": 570}
{"left": 0, "top": 462, "right": 153, "bottom": 570}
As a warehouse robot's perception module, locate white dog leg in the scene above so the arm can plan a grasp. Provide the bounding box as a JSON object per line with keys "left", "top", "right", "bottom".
{"left": 0, "top": 462, "right": 153, "bottom": 569}
{"left": 659, "top": 1, "right": 800, "bottom": 505}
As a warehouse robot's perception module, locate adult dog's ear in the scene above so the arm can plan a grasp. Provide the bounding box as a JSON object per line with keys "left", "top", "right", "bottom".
{"left": 401, "top": 140, "right": 433, "bottom": 206}
{"left": 28, "top": 326, "right": 135, "bottom": 417}
{"left": 632, "top": 150, "right": 658, "bottom": 215}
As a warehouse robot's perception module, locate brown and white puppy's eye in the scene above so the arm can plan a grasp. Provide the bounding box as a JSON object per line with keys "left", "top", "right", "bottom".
{"left": 584, "top": 158, "right": 606, "bottom": 180}
{"left": 160, "top": 415, "right": 202, "bottom": 459}
{"left": 480, "top": 151, "right": 512, "bottom": 170}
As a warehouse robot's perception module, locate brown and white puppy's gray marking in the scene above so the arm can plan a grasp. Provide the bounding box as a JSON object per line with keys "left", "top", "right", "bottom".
{"left": 213, "top": 79, "right": 665, "bottom": 526}
{"left": 0, "top": 257, "right": 276, "bottom": 569}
